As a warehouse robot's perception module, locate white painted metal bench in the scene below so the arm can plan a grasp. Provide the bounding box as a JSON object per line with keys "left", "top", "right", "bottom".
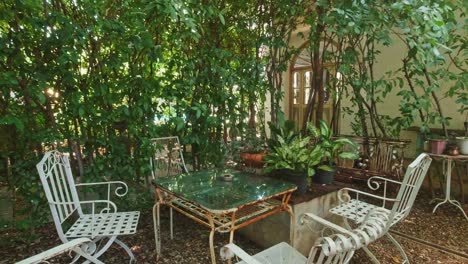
{"left": 149, "top": 136, "right": 188, "bottom": 241}
{"left": 37, "top": 151, "right": 140, "bottom": 263}
{"left": 220, "top": 207, "right": 391, "bottom": 264}
{"left": 16, "top": 238, "right": 102, "bottom": 264}
{"left": 330, "top": 153, "right": 432, "bottom": 263}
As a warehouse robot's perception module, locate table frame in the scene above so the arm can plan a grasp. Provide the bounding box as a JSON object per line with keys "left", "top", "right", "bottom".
{"left": 428, "top": 153, "right": 468, "bottom": 220}
{"left": 152, "top": 180, "right": 296, "bottom": 264}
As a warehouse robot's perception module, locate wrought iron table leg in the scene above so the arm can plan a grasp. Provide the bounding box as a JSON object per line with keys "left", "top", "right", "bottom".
{"left": 227, "top": 211, "right": 237, "bottom": 264}
{"left": 431, "top": 159, "right": 468, "bottom": 220}
{"left": 285, "top": 204, "right": 295, "bottom": 247}
{"left": 153, "top": 202, "right": 161, "bottom": 257}
{"left": 227, "top": 230, "right": 235, "bottom": 264}
{"left": 170, "top": 207, "right": 174, "bottom": 239}
{"left": 207, "top": 213, "right": 217, "bottom": 264}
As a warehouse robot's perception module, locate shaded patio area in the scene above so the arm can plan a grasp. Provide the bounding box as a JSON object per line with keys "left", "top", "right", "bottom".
{"left": 2, "top": 185, "right": 467, "bottom": 263}
{"left": 1, "top": 0, "right": 467, "bottom": 263}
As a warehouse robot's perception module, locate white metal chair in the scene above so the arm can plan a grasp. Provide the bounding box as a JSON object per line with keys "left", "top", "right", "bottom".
{"left": 150, "top": 136, "right": 188, "bottom": 241}
{"left": 16, "top": 238, "right": 102, "bottom": 264}
{"left": 150, "top": 136, "right": 188, "bottom": 178}
{"left": 220, "top": 207, "right": 391, "bottom": 264}
{"left": 37, "top": 151, "right": 140, "bottom": 263}
{"left": 329, "top": 153, "right": 432, "bottom": 263}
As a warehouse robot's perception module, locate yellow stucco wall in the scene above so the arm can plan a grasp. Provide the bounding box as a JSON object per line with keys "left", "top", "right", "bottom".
{"left": 281, "top": 26, "right": 466, "bottom": 157}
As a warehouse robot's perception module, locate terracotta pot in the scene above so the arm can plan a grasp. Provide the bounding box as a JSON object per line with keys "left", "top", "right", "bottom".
{"left": 240, "top": 152, "right": 266, "bottom": 168}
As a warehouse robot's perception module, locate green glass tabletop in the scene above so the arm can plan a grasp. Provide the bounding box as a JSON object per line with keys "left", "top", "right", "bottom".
{"left": 153, "top": 170, "right": 297, "bottom": 212}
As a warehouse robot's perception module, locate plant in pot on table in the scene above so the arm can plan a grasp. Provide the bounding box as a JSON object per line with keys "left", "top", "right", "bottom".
{"left": 240, "top": 129, "right": 267, "bottom": 168}
{"left": 455, "top": 117, "right": 468, "bottom": 155}
{"left": 263, "top": 133, "right": 325, "bottom": 195}
{"left": 309, "top": 120, "right": 359, "bottom": 184}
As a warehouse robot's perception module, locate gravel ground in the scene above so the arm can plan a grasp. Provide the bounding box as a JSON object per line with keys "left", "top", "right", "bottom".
{"left": 1, "top": 191, "right": 467, "bottom": 263}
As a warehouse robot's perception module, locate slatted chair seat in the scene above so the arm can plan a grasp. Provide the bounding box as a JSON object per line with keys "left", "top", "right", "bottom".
{"left": 66, "top": 211, "right": 140, "bottom": 238}
{"left": 37, "top": 150, "right": 140, "bottom": 263}
{"left": 330, "top": 200, "right": 405, "bottom": 225}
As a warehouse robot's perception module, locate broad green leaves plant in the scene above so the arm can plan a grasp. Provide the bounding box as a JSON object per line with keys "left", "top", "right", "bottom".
{"left": 308, "top": 120, "right": 359, "bottom": 169}
{"left": 264, "top": 134, "right": 324, "bottom": 177}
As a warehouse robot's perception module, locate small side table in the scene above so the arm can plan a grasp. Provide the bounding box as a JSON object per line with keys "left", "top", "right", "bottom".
{"left": 428, "top": 153, "right": 468, "bottom": 220}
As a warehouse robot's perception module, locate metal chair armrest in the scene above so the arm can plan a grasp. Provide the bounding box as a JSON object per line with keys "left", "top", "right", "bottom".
{"left": 50, "top": 199, "right": 118, "bottom": 214}
{"left": 220, "top": 243, "right": 263, "bottom": 264}
{"left": 300, "top": 213, "right": 353, "bottom": 235}
{"left": 16, "top": 238, "right": 94, "bottom": 264}
{"left": 367, "top": 176, "right": 403, "bottom": 187}
{"left": 76, "top": 181, "right": 129, "bottom": 199}
{"left": 338, "top": 187, "right": 401, "bottom": 208}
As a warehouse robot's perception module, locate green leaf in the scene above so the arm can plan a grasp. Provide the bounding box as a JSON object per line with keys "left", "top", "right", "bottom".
{"left": 318, "top": 165, "right": 334, "bottom": 172}
{"left": 338, "top": 152, "right": 359, "bottom": 160}
{"left": 219, "top": 13, "right": 225, "bottom": 25}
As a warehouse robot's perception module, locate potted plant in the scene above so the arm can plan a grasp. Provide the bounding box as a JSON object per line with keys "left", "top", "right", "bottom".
{"left": 427, "top": 135, "right": 448, "bottom": 155}
{"left": 263, "top": 133, "right": 324, "bottom": 195}
{"left": 309, "top": 120, "right": 359, "bottom": 184}
{"left": 240, "top": 129, "right": 267, "bottom": 168}
{"left": 456, "top": 119, "right": 468, "bottom": 155}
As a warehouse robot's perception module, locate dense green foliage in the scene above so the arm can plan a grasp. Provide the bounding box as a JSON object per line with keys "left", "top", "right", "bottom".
{"left": 0, "top": 0, "right": 465, "bottom": 232}
{"left": 301, "top": 0, "right": 466, "bottom": 138}
{"left": 0, "top": 0, "right": 302, "bottom": 230}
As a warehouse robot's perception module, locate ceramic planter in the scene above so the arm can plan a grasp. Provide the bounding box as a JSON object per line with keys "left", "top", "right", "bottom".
{"left": 456, "top": 137, "right": 468, "bottom": 155}
{"left": 270, "top": 169, "right": 308, "bottom": 196}
{"left": 313, "top": 165, "right": 336, "bottom": 185}
{"left": 429, "top": 139, "right": 447, "bottom": 154}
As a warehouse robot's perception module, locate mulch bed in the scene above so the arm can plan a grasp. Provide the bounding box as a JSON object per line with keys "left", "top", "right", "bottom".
{"left": 1, "top": 189, "right": 467, "bottom": 263}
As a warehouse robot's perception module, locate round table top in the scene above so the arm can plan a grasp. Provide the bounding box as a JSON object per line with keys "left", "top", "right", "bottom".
{"left": 426, "top": 152, "right": 468, "bottom": 160}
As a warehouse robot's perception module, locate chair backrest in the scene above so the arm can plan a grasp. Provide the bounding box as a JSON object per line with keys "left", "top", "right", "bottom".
{"left": 307, "top": 208, "right": 390, "bottom": 264}
{"left": 37, "top": 151, "right": 82, "bottom": 239}
{"left": 150, "top": 136, "right": 188, "bottom": 179}
{"left": 391, "top": 153, "right": 432, "bottom": 221}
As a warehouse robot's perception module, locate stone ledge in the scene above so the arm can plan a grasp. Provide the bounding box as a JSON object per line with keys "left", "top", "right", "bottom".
{"left": 239, "top": 184, "right": 345, "bottom": 256}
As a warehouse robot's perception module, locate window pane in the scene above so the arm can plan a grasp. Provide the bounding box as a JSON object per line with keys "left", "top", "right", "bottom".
{"left": 304, "top": 88, "right": 310, "bottom": 104}
{"left": 294, "top": 89, "right": 299, "bottom": 104}
{"left": 304, "top": 71, "right": 310, "bottom": 87}
{"left": 293, "top": 72, "right": 298, "bottom": 88}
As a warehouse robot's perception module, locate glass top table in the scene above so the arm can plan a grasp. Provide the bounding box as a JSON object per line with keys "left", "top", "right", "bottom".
{"left": 152, "top": 169, "right": 297, "bottom": 264}
{"left": 154, "top": 170, "right": 297, "bottom": 212}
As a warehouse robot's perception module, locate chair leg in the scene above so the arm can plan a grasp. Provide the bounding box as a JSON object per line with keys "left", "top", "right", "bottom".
{"left": 207, "top": 214, "right": 217, "bottom": 264}
{"left": 72, "top": 248, "right": 105, "bottom": 264}
{"left": 343, "top": 218, "right": 380, "bottom": 264}
{"left": 170, "top": 207, "right": 174, "bottom": 240}
{"left": 115, "top": 238, "right": 136, "bottom": 263}
{"left": 70, "top": 251, "right": 81, "bottom": 264}
{"left": 153, "top": 202, "right": 161, "bottom": 257}
{"left": 82, "top": 236, "right": 117, "bottom": 264}
{"left": 386, "top": 233, "right": 410, "bottom": 264}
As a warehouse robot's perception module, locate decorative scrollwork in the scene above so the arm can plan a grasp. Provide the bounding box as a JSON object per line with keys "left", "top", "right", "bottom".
{"left": 337, "top": 189, "right": 351, "bottom": 203}
{"left": 113, "top": 182, "right": 128, "bottom": 197}
{"left": 367, "top": 177, "right": 382, "bottom": 191}
{"left": 80, "top": 240, "right": 97, "bottom": 255}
